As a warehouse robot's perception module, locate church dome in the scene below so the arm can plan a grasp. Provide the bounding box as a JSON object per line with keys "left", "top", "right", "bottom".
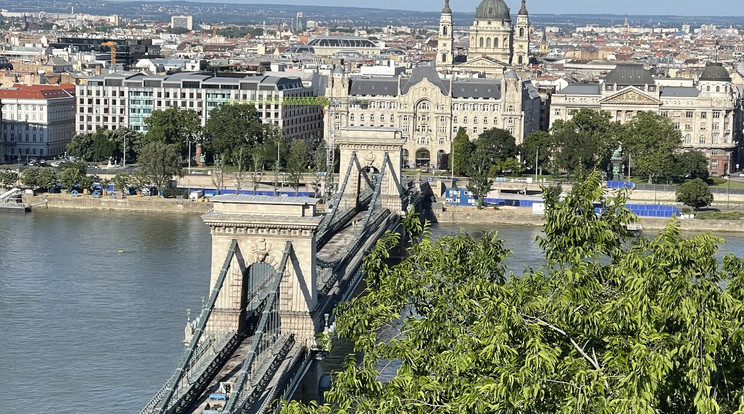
{"left": 475, "top": 0, "right": 511, "bottom": 20}
{"left": 442, "top": 0, "right": 452, "bottom": 14}
{"left": 699, "top": 62, "right": 731, "bottom": 82}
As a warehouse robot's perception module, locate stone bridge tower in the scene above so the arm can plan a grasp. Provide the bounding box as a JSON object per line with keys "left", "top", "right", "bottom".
{"left": 202, "top": 196, "right": 322, "bottom": 346}
{"left": 335, "top": 126, "right": 407, "bottom": 214}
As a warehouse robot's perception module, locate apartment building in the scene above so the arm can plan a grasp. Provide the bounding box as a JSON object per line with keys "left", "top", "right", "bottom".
{"left": 550, "top": 63, "right": 744, "bottom": 176}
{"left": 1, "top": 84, "right": 76, "bottom": 162}
{"left": 76, "top": 72, "right": 324, "bottom": 142}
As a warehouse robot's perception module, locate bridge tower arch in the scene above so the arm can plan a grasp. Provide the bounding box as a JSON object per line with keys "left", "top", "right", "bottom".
{"left": 202, "top": 195, "right": 323, "bottom": 346}
{"left": 335, "top": 126, "right": 407, "bottom": 214}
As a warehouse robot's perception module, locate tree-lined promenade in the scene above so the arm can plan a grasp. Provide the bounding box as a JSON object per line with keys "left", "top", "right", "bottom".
{"left": 0, "top": 104, "right": 723, "bottom": 213}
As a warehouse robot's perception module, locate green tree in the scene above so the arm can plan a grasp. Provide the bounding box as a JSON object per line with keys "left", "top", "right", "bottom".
{"left": 287, "top": 139, "right": 309, "bottom": 195}
{"left": 21, "top": 166, "right": 41, "bottom": 188}
{"left": 60, "top": 167, "right": 83, "bottom": 190}
{"left": 466, "top": 151, "right": 493, "bottom": 208}
{"left": 676, "top": 177, "right": 713, "bottom": 210}
{"left": 112, "top": 173, "right": 130, "bottom": 197}
{"left": 91, "top": 129, "right": 117, "bottom": 162}
{"left": 0, "top": 167, "right": 19, "bottom": 188}
{"left": 66, "top": 132, "right": 94, "bottom": 161}
{"left": 144, "top": 106, "right": 201, "bottom": 157}
{"left": 37, "top": 168, "right": 58, "bottom": 190}
{"left": 521, "top": 130, "right": 554, "bottom": 175}
{"left": 205, "top": 103, "right": 266, "bottom": 161}
{"left": 137, "top": 141, "right": 182, "bottom": 191}
{"left": 211, "top": 154, "right": 226, "bottom": 194}
{"left": 450, "top": 127, "right": 473, "bottom": 176}
{"left": 283, "top": 170, "right": 744, "bottom": 414}
{"left": 674, "top": 150, "right": 709, "bottom": 181}
{"left": 621, "top": 111, "right": 682, "bottom": 183}
{"left": 552, "top": 108, "right": 620, "bottom": 180}
{"left": 475, "top": 128, "right": 518, "bottom": 172}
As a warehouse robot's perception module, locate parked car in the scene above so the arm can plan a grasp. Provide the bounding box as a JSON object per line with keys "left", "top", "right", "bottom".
{"left": 140, "top": 186, "right": 159, "bottom": 196}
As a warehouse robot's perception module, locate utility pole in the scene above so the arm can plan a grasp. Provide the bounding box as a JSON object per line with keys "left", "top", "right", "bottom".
{"left": 535, "top": 146, "right": 539, "bottom": 182}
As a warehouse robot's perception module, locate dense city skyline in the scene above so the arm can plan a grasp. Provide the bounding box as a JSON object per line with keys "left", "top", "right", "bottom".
{"left": 134, "top": 0, "right": 744, "bottom": 17}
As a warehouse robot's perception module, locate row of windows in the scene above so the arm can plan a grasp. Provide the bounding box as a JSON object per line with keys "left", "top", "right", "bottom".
{"left": 683, "top": 134, "right": 731, "bottom": 145}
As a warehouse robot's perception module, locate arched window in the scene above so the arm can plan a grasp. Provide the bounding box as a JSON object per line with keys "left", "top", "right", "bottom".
{"left": 503, "top": 37, "right": 508, "bottom": 47}
{"left": 443, "top": 26, "right": 448, "bottom": 35}
{"left": 519, "top": 27, "right": 525, "bottom": 37}
{"left": 707, "top": 85, "right": 711, "bottom": 92}
{"left": 486, "top": 38, "right": 491, "bottom": 48}
{"left": 716, "top": 86, "right": 720, "bottom": 92}
{"left": 479, "top": 37, "right": 484, "bottom": 48}
{"left": 518, "top": 55, "right": 523, "bottom": 65}
{"left": 442, "top": 53, "right": 447, "bottom": 62}
{"left": 494, "top": 37, "right": 499, "bottom": 47}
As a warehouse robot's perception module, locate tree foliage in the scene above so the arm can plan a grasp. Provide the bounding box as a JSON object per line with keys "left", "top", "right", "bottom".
{"left": 137, "top": 141, "right": 182, "bottom": 190}
{"left": 521, "top": 130, "right": 554, "bottom": 175}
{"left": 144, "top": 106, "right": 201, "bottom": 157}
{"left": 475, "top": 128, "right": 518, "bottom": 174}
{"left": 0, "top": 167, "right": 19, "bottom": 188}
{"left": 674, "top": 150, "right": 710, "bottom": 181}
{"left": 21, "top": 166, "right": 42, "bottom": 188}
{"left": 287, "top": 139, "right": 309, "bottom": 195}
{"left": 450, "top": 127, "right": 473, "bottom": 176}
{"left": 676, "top": 178, "right": 713, "bottom": 210}
{"left": 205, "top": 103, "right": 266, "bottom": 163}
{"left": 66, "top": 132, "right": 94, "bottom": 161}
{"left": 621, "top": 111, "right": 682, "bottom": 183}
{"left": 283, "top": 170, "right": 744, "bottom": 414}
{"left": 552, "top": 109, "right": 620, "bottom": 180}
{"left": 466, "top": 151, "right": 493, "bottom": 209}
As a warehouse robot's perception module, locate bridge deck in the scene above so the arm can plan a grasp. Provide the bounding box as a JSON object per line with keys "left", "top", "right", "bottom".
{"left": 316, "top": 209, "right": 369, "bottom": 262}
{"left": 188, "top": 335, "right": 253, "bottom": 412}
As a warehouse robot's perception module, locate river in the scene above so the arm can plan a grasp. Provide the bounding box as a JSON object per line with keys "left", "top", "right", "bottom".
{"left": 0, "top": 210, "right": 743, "bottom": 413}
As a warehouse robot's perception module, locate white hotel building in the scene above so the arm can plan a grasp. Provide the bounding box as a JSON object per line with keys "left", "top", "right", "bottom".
{"left": 76, "top": 72, "right": 324, "bottom": 142}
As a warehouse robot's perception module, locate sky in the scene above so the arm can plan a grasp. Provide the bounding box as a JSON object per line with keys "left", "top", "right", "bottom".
{"left": 209, "top": 0, "right": 742, "bottom": 17}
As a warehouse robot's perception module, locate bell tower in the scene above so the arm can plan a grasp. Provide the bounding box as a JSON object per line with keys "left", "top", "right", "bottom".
{"left": 437, "top": 0, "right": 454, "bottom": 71}
{"left": 514, "top": 0, "right": 530, "bottom": 67}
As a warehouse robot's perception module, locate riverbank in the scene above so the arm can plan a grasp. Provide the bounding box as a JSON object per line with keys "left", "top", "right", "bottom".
{"left": 432, "top": 205, "right": 744, "bottom": 233}
{"left": 18, "top": 194, "right": 744, "bottom": 233}
{"left": 22, "top": 194, "right": 213, "bottom": 214}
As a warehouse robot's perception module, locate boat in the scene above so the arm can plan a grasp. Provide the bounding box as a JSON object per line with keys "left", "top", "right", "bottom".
{"left": 0, "top": 188, "right": 32, "bottom": 213}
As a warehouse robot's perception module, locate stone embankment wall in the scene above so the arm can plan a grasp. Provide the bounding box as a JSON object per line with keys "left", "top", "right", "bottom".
{"left": 431, "top": 206, "right": 744, "bottom": 233}
{"left": 23, "top": 194, "right": 213, "bottom": 214}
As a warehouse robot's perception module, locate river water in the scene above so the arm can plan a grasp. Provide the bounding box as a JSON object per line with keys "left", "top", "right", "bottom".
{"left": 0, "top": 210, "right": 743, "bottom": 413}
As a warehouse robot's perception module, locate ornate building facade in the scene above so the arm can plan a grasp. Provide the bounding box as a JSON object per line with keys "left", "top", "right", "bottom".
{"left": 324, "top": 66, "right": 541, "bottom": 169}
{"left": 550, "top": 63, "right": 744, "bottom": 176}
{"left": 437, "top": 0, "right": 530, "bottom": 75}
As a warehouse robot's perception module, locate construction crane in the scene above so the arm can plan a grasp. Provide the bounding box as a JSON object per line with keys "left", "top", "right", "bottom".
{"left": 101, "top": 41, "right": 117, "bottom": 65}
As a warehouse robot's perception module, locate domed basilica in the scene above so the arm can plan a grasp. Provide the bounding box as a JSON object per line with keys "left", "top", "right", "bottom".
{"left": 437, "top": 0, "right": 530, "bottom": 76}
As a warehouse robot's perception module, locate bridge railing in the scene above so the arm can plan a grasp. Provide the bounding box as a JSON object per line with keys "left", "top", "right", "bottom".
{"left": 143, "top": 239, "right": 246, "bottom": 414}
{"left": 222, "top": 241, "right": 293, "bottom": 413}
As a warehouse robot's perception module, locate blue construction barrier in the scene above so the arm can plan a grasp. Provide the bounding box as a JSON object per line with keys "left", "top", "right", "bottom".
{"left": 626, "top": 204, "right": 680, "bottom": 218}
{"left": 607, "top": 181, "right": 635, "bottom": 189}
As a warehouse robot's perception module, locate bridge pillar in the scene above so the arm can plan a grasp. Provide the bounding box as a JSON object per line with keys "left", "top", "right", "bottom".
{"left": 202, "top": 195, "right": 323, "bottom": 346}
{"left": 336, "top": 127, "right": 407, "bottom": 214}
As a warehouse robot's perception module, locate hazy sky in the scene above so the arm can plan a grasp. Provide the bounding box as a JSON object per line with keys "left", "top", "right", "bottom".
{"left": 215, "top": 0, "right": 742, "bottom": 16}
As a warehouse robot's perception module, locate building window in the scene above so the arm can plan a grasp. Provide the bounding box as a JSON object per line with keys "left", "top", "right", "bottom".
{"left": 701, "top": 112, "right": 708, "bottom": 119}
{"left": 660, "top": 111, "right": 668, "bottom": 117}
{"left": 686, "top": 111, "right": 694, "bottom": 118}
{"left": 463, "top": 116, "right": 468, "bottom": 124}
{"left": 684, "top": 134, "right": 692, "bottom": 144}
{"left": 713, "top": 111, "right": 721, "bottom": 119}
{"left": 699, "top": 135, "right": 706, "bottom": 144}
{"left": 711, "top": 160, "right": 719, "bottom": 170}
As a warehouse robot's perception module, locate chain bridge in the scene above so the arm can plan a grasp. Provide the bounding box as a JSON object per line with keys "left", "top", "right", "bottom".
{"left": 141, "top": 128, "right": 430, "bottom": 414}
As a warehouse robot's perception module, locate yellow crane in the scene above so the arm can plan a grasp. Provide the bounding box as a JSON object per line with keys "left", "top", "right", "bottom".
{"left": 101, "top": 41, "right": 117, "bottom": 65}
